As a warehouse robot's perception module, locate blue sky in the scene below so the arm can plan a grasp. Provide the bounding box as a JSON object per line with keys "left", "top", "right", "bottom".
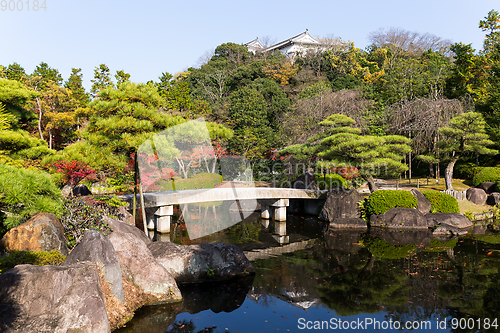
{"left": 0, "top": 0, "right": 498, "bottom": 90}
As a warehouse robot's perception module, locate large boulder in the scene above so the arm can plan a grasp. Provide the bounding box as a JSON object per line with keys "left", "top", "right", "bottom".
{"left": 433, "top": 223, "right": 469, "bottom": 236}
{"left": 426, "top": 213, "right": 473, "bottom": 228}
{"left": 466, "top": 187, "right": 488, "bottom": 205}
{"left": 105, "top": 216, "right": 151, "bottom": 246}
{"left": 0, "top": 213, "right": 69, "bottom": 255}
{"left": 291, "top": 171, "right": 318, "bottom": 190}
{"left": 63, "top": 230, "right": 125, "bottom": 303}
{"left": 370, "top": 207, "right": 430, "bottom": 229}
{"left": 72, "top": 184, "right": 92, "bottom": 196}
{"left": 106, "top": 219, "right": 181, "bottom": 302}
{"left": 110, "top": 205, "right": 135, "bottom": 226}
{"left": 487, "top": 192, "right": 500, "bottom": 206}
{"left": 319, "top": 188, "right": 363, "bottom": 222}
{"left": 476, "top": 182, "right": 498, "bottom": 194}
{"left": 0, "top": 262, "right": 110, "bottom": 333}
{"left": 148, "top": 241, "right": 255, "bottom": 284}
{"left": 411, "top": 189, "right": 432, "bottom": 215}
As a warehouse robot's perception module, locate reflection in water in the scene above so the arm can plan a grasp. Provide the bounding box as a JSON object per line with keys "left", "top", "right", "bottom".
{"left": 119, "top": 215, "right": 500, "bottom": 332}
{"left": 116, "top": 276, "right": 254, "bottom": 333}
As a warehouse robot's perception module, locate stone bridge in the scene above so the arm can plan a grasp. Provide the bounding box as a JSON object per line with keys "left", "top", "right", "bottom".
{"left": 120, "top": 187, "right": 327, "bottom": 234}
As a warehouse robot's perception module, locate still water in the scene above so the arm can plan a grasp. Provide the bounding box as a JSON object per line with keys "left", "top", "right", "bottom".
{"left": 117, "top": 212, "right": 500, "bottom": 333}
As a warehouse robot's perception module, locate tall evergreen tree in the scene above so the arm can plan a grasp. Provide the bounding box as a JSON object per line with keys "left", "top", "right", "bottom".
{"left": 115, "top": 70, "right": 131, "bottom": 85}
{"left": 4, "top": 63, "right": 27, "bottom": 82}
{"left": 90, "top": 64, "right": 114, "bottom": 98}
{"left": 64, "top": 68, "right": 89, "bottom": 106}
{"left": 32, "top": 62, "right": 63, "bottom": 88}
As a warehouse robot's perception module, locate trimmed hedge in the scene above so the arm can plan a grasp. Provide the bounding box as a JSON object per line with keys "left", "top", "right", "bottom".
{"left": 420, "top": 190, "right": 459, "bottom": 213}
{"left": 315, "top": 173, "right": 349, "bottom": 190}
{"left": 472, "top": 167, "right": 500, "bottom": 186}
{"left": 366, "top": 190, "right": 417, "bottom": 216}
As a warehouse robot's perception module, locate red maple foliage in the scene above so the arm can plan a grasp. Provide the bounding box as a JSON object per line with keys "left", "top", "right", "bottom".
{"left": 52, "top": 160, "right": 97, "bottom": 187}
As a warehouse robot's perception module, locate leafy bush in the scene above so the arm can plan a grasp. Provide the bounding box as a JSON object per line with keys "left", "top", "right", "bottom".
{"left": 42, "top": 140, "right": 128, "bottom": 177}
{"left": 315, "top": 173, "right": 349, "bottom": 190}
{"left": 60, "top": 197, "right": 113, "bottom": 249}
{"left": 106, "top": 171, "right": 135, "bottom": 194}
{"left": 0, "top": 250, "right": 66, "bottom": 274}
{"left": 455, "top": 162, "right": 479, "bottom": 180}
{"left": 365, "top": 190, "right": 417, "bottom": 216}
{"left": 0, "top": 164, "right": 63, "bottom": 235}
{"left": 420, "top": 190, "right": 459, "bottom": 213}
{"left": 51, "top": 160, "right": 97, "bottom": 187}
{"left": 472, "top": 167, "right": 500, "bottom": 186}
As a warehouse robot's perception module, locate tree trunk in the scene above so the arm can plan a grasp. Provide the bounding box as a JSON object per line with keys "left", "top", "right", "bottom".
{"left": 36, "top": 97, "right": 44, "bottom": 141}
{"left": 429, "top": 163, "right": 435, "bottom": 178}
{"left": 363, "top": 174, "right": 379, "bottom": 193}
{"left": 444, "top": 155, "right": 459, "bottom": 191}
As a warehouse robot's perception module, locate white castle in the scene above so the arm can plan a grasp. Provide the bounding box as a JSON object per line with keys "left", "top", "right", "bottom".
{"left": 244, "top": 30, "right": 342, "bottom": 60}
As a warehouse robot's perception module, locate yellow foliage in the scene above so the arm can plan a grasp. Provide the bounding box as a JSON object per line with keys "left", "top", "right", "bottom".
{"left": 262, "top": 62, "right": 298, "bottom": 86}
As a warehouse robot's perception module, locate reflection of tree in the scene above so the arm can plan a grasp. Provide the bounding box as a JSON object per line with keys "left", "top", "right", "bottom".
{"left": 483, "top": 275, "right": 500, "bottom": 318}
{"left": 318, "top": 251, "right": 409, "bottom": 316}
{"left": 362, "top": 235, "right": 418, "bottom": 259}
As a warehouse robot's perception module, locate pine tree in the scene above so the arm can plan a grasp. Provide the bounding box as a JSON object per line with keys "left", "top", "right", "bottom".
{"left": 90, "top": 64, "right": 114, "bottom": 98}
{"left": 280, "top": 114, "right": 411, "bottom": 192}
{"left": 64, "top": 68, "right": 89, "bottom": 106}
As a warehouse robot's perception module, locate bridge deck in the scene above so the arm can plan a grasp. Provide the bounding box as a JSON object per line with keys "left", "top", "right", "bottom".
{"left": 121, "top": 187, "right": 327, "bottom": 209}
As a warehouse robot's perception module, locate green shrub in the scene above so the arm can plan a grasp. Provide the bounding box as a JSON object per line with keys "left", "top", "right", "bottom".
{"left": 472, "top": 167, "right": 500, "bottom": 186}
{"left": 0, "top": 129, "right": 54, "bottom": 163}
{"left": 420, "top": 190, "right": 459, "bottom": 213}
{"left": 455, "top": 162, "right": 479, "bottom": 180}
{"left": 0, "top": 250, "right": 66, "bottom": 274}
{"left": 0, "top": 164, "right": 63, "bottom": 235}
{"left": 365, "top": 190, "right": 417, "bottom": 216}
{"left": 42, "top": 140, "right": 128, "bottom": 177}
{"left": 315, "top": 173, "right": 349, "bottom": 190}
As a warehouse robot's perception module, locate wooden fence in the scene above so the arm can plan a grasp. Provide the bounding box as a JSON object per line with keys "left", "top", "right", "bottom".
{"left": 440, "top": 189, "right": 467, "bottom": 200}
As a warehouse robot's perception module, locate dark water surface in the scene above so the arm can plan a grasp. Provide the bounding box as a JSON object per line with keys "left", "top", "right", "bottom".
{"left": 116, "top": 213, "right": 500, "bottom": 333}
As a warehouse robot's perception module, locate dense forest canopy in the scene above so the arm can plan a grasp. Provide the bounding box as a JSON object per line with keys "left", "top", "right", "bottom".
{"left": 1, "top": 9, "right": 499, "bottom": 186}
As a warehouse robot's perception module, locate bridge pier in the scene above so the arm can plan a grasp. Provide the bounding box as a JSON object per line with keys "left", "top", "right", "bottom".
{"left": 260, "top": 199, "right": 289, "bottom": 221}
{"left": 146, "top": 205, "right": 173, "bottom": 234}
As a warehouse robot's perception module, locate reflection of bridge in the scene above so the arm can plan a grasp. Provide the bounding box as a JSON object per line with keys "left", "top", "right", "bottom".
{"left": 243, "top": 239, "right": 318, "bottom": 261}
{"left": 121, "top": 187, "right": 327, "bottom": 233}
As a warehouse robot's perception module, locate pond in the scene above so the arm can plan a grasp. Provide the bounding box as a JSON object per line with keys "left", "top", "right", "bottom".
{"left": 116, "top": 212, "right": 500, "bottom": 333}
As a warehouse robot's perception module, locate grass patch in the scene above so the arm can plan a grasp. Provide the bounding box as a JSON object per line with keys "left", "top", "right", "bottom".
{"left": 458, "top": 199, "right": 490, "bottom": 215}
{"left": 402, "top": 178, "right": 472, "bottom": 191}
